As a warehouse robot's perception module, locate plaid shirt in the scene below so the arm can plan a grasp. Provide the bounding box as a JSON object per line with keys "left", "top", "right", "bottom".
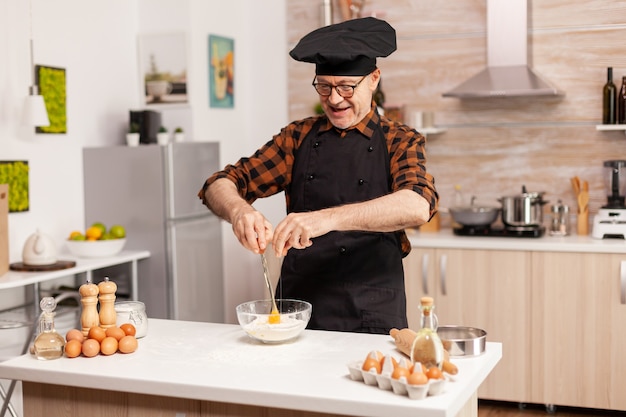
{"left": 199, "top": 102, "right": 438, "bottom": 255}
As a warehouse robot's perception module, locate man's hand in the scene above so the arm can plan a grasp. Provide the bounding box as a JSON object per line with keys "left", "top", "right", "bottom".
{"left": 231, "top": 205, "right": 274, "bottom": 254}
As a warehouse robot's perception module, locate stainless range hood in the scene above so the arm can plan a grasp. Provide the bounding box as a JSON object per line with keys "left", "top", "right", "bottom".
{"left": 443, "top": 0, "right": 563, "bottom": 98}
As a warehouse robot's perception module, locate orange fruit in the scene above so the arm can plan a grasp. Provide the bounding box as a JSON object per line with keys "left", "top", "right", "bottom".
{"left": 69, "top": 231, "right": 82, "bottom": 240}
{"left": 85, "top": 226, "right": 102, "bottom": 240}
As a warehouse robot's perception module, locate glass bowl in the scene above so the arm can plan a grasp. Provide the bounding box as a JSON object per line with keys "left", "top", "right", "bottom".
{"left": 236, "top": 299, "right": 312, "bottom": 343}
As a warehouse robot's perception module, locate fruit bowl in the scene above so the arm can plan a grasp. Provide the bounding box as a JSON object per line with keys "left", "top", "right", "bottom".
{"left": 236, "top": 299, "right": 311, "bottom": 344}
{"left": 66, "top": 238, "right": 126, "bottom": 258}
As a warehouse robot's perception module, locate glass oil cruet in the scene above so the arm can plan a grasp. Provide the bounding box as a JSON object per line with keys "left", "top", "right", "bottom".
{"left": 33, "top": 297, "right": 65, "bottom": 360}
{"left": 410, "top": 296, "right": 444, "bottom": 369}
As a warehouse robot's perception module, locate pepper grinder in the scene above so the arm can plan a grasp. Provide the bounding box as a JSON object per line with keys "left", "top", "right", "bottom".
{"left": 98, "top": 277, "right": 117, "bottom": 330}
{"left": 79, "top": 279, "right": 100, "bottom": 336}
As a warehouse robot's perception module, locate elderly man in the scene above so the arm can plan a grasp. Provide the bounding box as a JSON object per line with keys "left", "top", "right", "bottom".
{"left": 199, "top": 17, "right": 438, "bottom": 334}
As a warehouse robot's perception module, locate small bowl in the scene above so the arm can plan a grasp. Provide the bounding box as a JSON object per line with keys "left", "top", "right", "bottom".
{"left": 438, "top": 325, "right": 487, "bottom": 357}
{"left": 66, "top": 238, "right": 126, "bottom": 258}
{"left": 236, "top": 299, "right": 311, "bottom": 344}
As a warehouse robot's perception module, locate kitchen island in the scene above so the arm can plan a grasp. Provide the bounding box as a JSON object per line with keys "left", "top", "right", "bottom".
{"left": 0, "top": 319, "right": 501, "bottom": 417}
{"left": 405, "top": 227, "right": 626, "bottom": 411}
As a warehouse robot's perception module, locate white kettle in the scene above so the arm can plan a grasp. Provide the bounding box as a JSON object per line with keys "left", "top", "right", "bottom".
{"left": 22, "top": 229, "right": 57, "bottom": 266}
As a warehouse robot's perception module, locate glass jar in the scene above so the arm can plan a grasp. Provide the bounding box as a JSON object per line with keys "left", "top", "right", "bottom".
{"left": 114, "top": 301, "right": 148, "bottom": 338}
{"left": 549, "top": 200, "right": 570, "bottom": 236}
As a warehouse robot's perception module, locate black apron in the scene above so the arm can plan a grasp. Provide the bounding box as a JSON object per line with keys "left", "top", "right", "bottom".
{"left": 278, "top": 118, "right": 408, "bottom": 334}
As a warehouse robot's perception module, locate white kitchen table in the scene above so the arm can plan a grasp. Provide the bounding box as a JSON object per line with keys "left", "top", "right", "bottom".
{"left": 0, "top": 319, "right": 501, "bottom": 417}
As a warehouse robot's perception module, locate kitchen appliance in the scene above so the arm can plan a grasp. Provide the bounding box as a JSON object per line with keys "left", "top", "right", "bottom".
{"left": 592, "top": 160, "right": 626, "bottom": 239}
{"left": 443, "top": 0, "right": 562, "bottom": 98}
{"left": 82, "top": 142, "right": 224, "bottom": 321}
{"left": 453, "top": 187, "right": 547, "bottom": 238}
{"left": 129, "top": 110, "right": 161, "bottom": 144}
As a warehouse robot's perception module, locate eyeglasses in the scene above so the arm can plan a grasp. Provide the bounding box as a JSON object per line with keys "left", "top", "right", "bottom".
{"left": 312, "top": 75, "right": 367, "bottom": 98}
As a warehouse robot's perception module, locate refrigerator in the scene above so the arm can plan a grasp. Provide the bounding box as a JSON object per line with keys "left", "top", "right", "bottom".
{"left": 82, "top": 142, "right": 224, "bottom": 322}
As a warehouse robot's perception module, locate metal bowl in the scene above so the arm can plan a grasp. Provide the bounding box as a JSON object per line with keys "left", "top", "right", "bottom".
{"left": 449, "top": 206, "right": 500, "bottom": 227}
{"left": 438, "top": 325, "right": 487, "bottom": 357}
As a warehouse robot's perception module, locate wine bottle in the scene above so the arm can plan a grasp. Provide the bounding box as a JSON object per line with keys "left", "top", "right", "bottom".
{"left": 603, "top": 67, "right": 617, "bottom": 124}
{"left": 618, "top": 75, "right": 626, "bottom": 124}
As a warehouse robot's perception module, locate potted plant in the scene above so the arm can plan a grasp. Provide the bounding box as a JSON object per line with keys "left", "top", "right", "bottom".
{"left": 126, "top": 122, "right": 140, "bottom": 147}
{"left": 174, "top": 127, "right": 184, "bottom": 142}
{"left": 145, "top": 54, "right": 172, "bottom": 102}
{"left": 156, "top": 126, "right": 169, "bottom": 145}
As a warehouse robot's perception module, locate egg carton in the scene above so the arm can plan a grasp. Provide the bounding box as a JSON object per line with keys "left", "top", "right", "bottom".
{"left": 346, "top": 360, "right": 447, "bottom": 400}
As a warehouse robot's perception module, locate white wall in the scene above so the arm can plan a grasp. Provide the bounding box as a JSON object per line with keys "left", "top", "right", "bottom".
{"left": 0, "top": 0, "right": 288, "bottom": 323}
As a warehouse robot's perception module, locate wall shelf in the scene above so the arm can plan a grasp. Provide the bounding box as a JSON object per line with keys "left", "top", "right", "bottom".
{"left": 596, "top": 124, "right": 626, "bottom": 135}
{"left": 421, "top": 127, "right": 446, "bottom": 136}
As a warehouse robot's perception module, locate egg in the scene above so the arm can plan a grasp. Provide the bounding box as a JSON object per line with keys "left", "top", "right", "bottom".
{"left": 105, "top": 326, "right": 126, "bottom": 341}
{"left": 118, "top": 335, "right": 138, "bottom": 354}
{"left": 100, "top": 336, "right": 118, "bottom": 355}
{"left": 120, "top": 323, "right": 136, "bottom": 337}
{"left": 66, "top": 328, "right": 84, "bottom": 343}
{"left": 407, "top": 369, "right": 428, "bottom": 385}
{"left": 64, "top": 339, "right": 82, "bottom": 358}
{"left": 82, "top": 338, "right": 100, "bottom": 357}
{"left": 88, "top": 326, "right": 106, "bottom": 343}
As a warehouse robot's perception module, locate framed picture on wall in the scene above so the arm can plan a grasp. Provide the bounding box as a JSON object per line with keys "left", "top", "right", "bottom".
{"left": 208, "top": 34, "right": 234, "bottom": 108}
{"left": 138, "top": 32, "right": 188, "bottom": 107}
{"left": 0, "top": 161, "right": 29, "bottom": 212}
{"left": 35, "top": 65, "right": 66, "bottom": 134}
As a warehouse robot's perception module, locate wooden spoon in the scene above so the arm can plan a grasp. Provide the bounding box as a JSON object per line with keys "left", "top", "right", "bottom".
{"left": 578, "top": 190, "right": 589, "bottom": 213}
{"left": 571, "top": 177, "right": 580, "bottom": 196}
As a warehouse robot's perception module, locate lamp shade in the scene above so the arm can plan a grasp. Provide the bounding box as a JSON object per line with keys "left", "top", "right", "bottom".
{"left": 22, "top": 93, "right": 49, "bottom": 127}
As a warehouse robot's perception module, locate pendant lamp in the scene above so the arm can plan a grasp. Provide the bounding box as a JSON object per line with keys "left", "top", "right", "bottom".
{"left": 22, "top": 1, "right": 49, "bottom": 127}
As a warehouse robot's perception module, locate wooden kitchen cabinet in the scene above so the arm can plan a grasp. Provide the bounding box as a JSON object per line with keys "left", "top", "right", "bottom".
{"left": 403, "top": 248, "right": 532, "bottom": 402}
{"left": 530, "top": 252, "right": 626, "bottom": 410}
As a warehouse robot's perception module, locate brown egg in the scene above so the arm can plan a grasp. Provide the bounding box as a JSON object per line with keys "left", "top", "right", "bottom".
{"left": 105, "top": 327, "right": 125, "bottom": 341}
{"left": 66, "top": 329, "right": 84, "bottom": 343}
{"left": 82, "top": 338, "right": 100, "bottom": 357}
{"left": 100, "top": 336, "right": 118, "bottom": 355}
{"left": 118, "top": 335, "right": 138, "bottom": 354}
{"left": 64, "top": 339, "right": 82, "bottom": 358}
{"left": 88, "top": 326, "right": 106, "bottom": 343}
{"left": 120, "top": 323, "right": 136, "bottom": 337}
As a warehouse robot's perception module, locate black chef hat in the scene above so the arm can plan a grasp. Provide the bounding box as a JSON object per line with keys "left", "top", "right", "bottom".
{"left": 289, "top": 17, "right": 396, "bottom": 76}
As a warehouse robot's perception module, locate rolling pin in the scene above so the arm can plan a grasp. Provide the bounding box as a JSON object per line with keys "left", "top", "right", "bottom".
{"left": 390, "top": 328, "right": 458, "bottom": 375}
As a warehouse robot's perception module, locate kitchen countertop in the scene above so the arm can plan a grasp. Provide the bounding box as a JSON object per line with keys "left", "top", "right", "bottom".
{"left": 408, "top": 228, "right": 626, "bottom": 254}
{"left": 0, "top": 319, "right": 501, "bottom": 417}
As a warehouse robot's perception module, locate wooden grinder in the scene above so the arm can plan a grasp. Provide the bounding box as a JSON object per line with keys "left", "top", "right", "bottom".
{"left": 79, "top": 279, "right": 99, "bottom": 336}
{"left": 98, "top": 277, "right": 117, "bottom": 330}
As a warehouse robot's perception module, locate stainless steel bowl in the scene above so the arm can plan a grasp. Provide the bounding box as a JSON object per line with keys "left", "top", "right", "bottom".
{"left": 449, "top": 206, "right": 501, "bottom": 227}
{"left": 438, "top": 325, "right": 487, "bottom": 357}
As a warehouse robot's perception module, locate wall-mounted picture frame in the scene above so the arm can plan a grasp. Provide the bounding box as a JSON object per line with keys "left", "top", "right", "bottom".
{"left": 35, "top": 65, "right": 66, "bottom": 134}
{"left": 138, "top": 32, "right": 188, "bottom": 107}
{"left": 0, "top": 161, "right": 29, "bottom": 213}
{"left": 209, "top": 34, "right": 234, "bottom": 108}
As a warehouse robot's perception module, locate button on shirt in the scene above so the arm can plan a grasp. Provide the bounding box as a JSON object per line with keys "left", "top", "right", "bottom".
{"left": 199, "top": 102, "right": 438, "bottom": 256}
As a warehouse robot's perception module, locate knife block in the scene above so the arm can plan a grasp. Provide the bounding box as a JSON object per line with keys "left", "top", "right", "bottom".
{"left": 0, "top": 184, "right": 8, "bottom": 276}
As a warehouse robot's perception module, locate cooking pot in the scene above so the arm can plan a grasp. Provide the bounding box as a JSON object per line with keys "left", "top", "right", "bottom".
{"left": 500, "top": 186, "right": 548, "bottom": 227}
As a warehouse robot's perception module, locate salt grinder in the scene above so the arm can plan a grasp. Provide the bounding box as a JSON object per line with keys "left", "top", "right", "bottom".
{"left": 550, "top": 200, "right": 570, "bottom": 236}
{"left": 79, "top": 279, "right": 100, "bottom": 336}
{"left": 98, "top": 277, "right": 117, "bottom": 330}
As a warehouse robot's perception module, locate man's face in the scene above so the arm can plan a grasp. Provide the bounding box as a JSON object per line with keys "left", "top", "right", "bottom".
{"left": 315, "top": 70, "right": 379, "bottom": 129}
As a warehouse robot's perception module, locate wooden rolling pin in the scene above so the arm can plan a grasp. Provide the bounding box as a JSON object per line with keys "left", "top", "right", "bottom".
{"left": 390, "top": 328, "right": 458, "bottom": 375}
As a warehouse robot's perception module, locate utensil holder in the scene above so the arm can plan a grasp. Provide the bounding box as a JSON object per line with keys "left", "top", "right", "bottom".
{"left": 577, "top": 211, "right": 589, "bottom": 235}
